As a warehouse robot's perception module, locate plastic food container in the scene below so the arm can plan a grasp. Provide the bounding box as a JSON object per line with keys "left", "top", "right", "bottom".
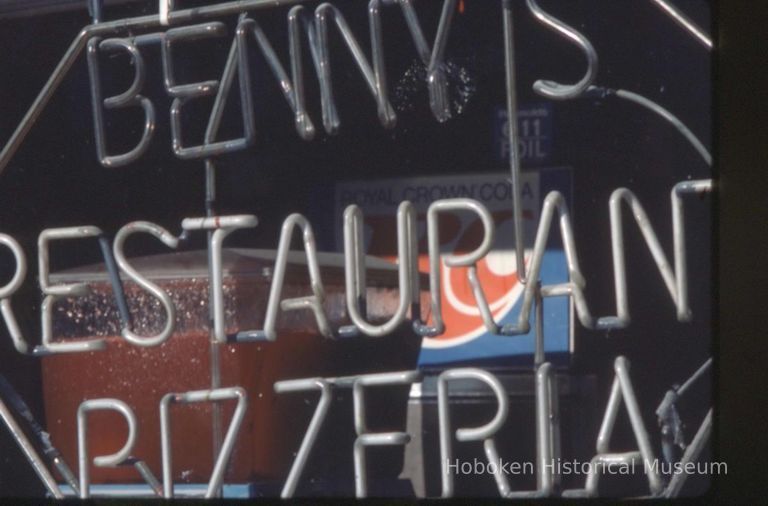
{"left": 41, "top": 248, "right": 426, "bottom": 485}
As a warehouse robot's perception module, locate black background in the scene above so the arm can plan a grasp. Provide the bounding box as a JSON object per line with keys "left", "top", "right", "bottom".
{"left": 0, "top": 0, "right": 755, "bottom": 499}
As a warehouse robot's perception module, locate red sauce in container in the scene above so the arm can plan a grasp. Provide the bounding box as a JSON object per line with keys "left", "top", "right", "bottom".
{"left": 42, "top": 248, "right": 427, "bottom": 484}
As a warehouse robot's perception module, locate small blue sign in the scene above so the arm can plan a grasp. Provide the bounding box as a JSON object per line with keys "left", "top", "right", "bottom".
{"left": 494, "top": 103, "right": 553, "bottom": 165}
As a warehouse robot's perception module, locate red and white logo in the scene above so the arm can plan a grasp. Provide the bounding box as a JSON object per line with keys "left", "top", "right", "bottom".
{"left": 363, "top": 209, "right": 532, "bottom": 348}
{"left": 336, "top": 173, "right": 540, "bottom": 350}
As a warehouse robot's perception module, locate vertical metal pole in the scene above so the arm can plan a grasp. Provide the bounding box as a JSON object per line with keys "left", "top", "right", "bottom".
{"left": 204, "top": 161, "right": 223, "bottom": 499}
{"left": 502, "top": 0, "right": 527, "bottom": 284}
{"left": 201, "top": 29, "right": 243, "bottom": 497}
{"left": 549, "top": 372, "right": 561, "bottom": 490}
{"left": 534, "top": 282, "right": 544, "bottom": 368}
{"left": 203, "top": 161, "right": 225, "bottom": 500}
{"left": 534, "top": 363, "right": 551, "bottom": 492}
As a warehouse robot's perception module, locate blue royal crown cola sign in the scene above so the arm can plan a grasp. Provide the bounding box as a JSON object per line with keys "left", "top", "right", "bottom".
{"left": 333, "top": 167, "right": 573, "bottom": 367}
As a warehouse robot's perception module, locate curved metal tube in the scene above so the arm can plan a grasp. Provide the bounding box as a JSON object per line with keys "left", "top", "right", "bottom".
{"left": 0, "top": 234, "right": 26, "bottom": 300}
{"left": 243, "top": 214, "right": 335, "bottom": 341}
{"left": 237, "top": 12, "right": 315, "bottom": 140}
{"left": 352, "top": 371, "right": 419, "bottom": 497}
{"left": 1, "top": 227, "right": 129, "bottom": 355}
{"left": 672, "top": 179, "right": 711, "bottom": 321}
{"left": 607, "top": 188, "right": 679, "bottom": 327}
{"left": 0, "top": 234, "right": 28, "bottom": 354}
{"left": 274, "top": 378, "right": 333, "bottom": 498}
{"left": 526, "top": 1, "right": 712, "bottom": 168}
{"left": 87, "top": 37, "right": 156, "bottom": 168}
{"left": 0, "top": 0, "right": 470, "bottom": 174}
{"left": 0, "top": 0, "right": 311, "bottom": 177}
{"left": 160, "top": 387, "right": 248, "bottom": 498}
{"left": 396, "top": 0, "right": 457, "bottom": 122}
{"left": 467, "top": 178, "right": 711, "bottom": 337}
{"left": 414, "top": 199, "right": 495, "bottom": 337}
{"left": 2, "top": 227, "right": 133, "bottom": 356}
{"left": 605, "top": 182, "right": 713, "bottom": 326}
{"left": 565, "top": 357, "right": 661, "bottom": 497}
{"left": 39, "top": 227, "right": 102, "bottom": 297}
{"left": 612, "top": 89, "right": 712, "bottom": 166}
{"left": 164, "top": 23, "right": 253, "bottom": 160}
{"left": 314, "top": 2, "right": 396, "bottom": 131}
{"left": 380, "top": 0, "right": 457, "bottom": 122}
{"left": 525, "top": 191, "right": 589, "bottom": 327}
{"left": 163, "top": 23, "right": 226, "bottom": 98}
{"left": 113, "top": 221, "right": 179, "bottom": 347}
{"left": 468, "top": 191, "right": 594, "bottom": 336}
{"left": 38, "top": 227, "right": 107, "bottom": 354}
{"left": 438, "top": 368, "right": 509, "bottom": 498}
{"left": 526, "top": 0, "right": 598, "bottom": 100}
{"left": 181, "top": 215, "right": 258, "bottom": 343}
{"left": 100, "top": 39, "right": 147, "bottom": 108}
{"left": 343, "top": 201, "right": 416, "bottom": 337}
{"left": 77, "top": 398, "right": 138, "bottom": 498}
